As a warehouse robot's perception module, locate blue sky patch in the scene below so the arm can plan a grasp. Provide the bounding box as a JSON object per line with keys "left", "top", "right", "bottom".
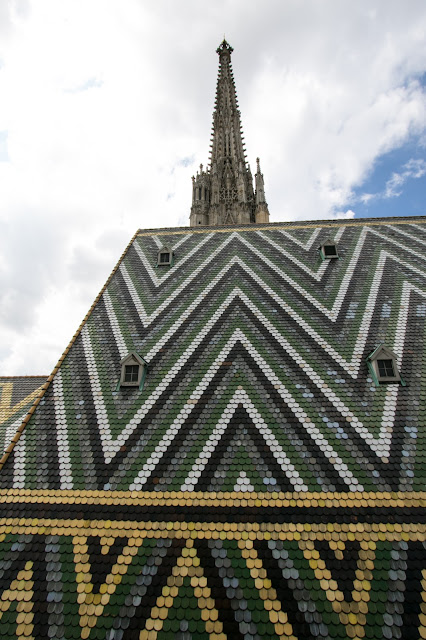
{"left": 353, "top": 141, "right": 426, "bottom": 218}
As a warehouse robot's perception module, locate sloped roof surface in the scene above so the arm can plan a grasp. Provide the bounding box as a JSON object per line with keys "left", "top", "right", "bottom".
{"left": 0, "top": 376, "right": 46, "bottom": 454}
{"left": 2, "top": 217, "right": 425, "bottom": 492}
{"left": 0, "top": 217, "right": 425, "bottom": 639}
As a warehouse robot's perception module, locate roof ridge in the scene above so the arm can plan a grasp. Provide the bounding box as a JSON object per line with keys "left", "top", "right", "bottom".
{"left": 137, "top": 214, "right": 426, "bottom": 235}
{"left": 0, "top": 375, "right": 48, "bottom": 379}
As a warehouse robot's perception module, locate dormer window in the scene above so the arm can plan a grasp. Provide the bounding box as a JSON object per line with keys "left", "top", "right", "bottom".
{"left": 366, "top": 345, "right": 404, "bottom": 386}
{"left": 319, "top": 241, "right": 339, "bottom": 260}
{"left": 377, "top": 359, "right": 395, "bottom": 378}
{"left": 124, "top": 364, "right": 139, "bottom": 383}
{"left": 119, "top": 352, "right": 148, "bottom": 390}
{"left": 157, "top": 246, "right": 173, "bottom": 267}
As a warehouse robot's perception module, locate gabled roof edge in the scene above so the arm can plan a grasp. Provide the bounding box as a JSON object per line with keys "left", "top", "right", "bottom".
{"left": 120, "top": 352, "right": 148, "bottom": 366}
{"left": 0, "top": 230, "right": 140, "bottom": 473}
{"left": 136, "top": 214, "right": 426, "bottom": 237}
{"left": 0, "top": 375, "right": 49, "bottom": 379}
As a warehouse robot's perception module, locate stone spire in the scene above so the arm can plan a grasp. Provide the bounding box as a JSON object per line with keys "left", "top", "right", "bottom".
{"left": 254, "top": 157, "right": 270, "bottom": 223}
{"left": 190, "top": 40, "right": 269, "bottom": 227}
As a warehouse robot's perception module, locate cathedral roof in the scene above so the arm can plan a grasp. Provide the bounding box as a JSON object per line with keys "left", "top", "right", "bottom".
{"left": 2, "top": 213, "right": 426, "bottom": 491}
{"left": 0, "top": 216, "right": 425, "bottom": 637}
{"left": 1, "top": 22, "right": 425, "bottom": 633}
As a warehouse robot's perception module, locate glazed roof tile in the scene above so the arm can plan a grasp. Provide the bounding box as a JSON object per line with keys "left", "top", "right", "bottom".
{"left": 0, "top": 217, "right": 425, "bottom": 639}
{"left": 0, "top": 376, "right": 47, "bottom": 454}
{"left": 1, "top": 216, "right": 425, "bottom": 493}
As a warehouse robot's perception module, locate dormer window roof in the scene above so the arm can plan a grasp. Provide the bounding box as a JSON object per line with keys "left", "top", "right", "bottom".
{"left": 319, "top": 240, "right": 339, "bottom": 260}
{"left": 157, "top": 246, "right": 173, "bottom": 267}
{"left": 366, "top": 345, "right": 404, "bottom": 386}
{"left": 118, "top": 352, "right": 148, "bottom": 390}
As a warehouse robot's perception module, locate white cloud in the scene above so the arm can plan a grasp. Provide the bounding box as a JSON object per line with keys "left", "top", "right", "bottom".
{"left": 384, "top": 158, "right": 426, "bottom": 197}
{"left": 332, "top": 210, "right": 356, "bottom": 220}
{"left": 0, "top": 0, "right": 426, "bottom": 374}
{"left": 359, "top": 158, "right": 426, "bottom": 202}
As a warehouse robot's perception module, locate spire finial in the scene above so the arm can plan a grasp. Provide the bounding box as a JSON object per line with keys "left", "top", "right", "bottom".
{"left": 216, "top": 38, "right": 233, "bottom": 56}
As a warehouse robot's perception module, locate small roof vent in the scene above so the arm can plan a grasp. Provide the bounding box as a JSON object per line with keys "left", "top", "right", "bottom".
{"left": 366, "top": 345, "right": 405, "bottom": 386}
{"left": 319, "top": 240, "right": 339, "bottom": 260}
{"left": 157, "top": 246, "right": 173, "bottom": 267}
{"left": 118, "top": 352, "right": 148, "bottom": 390}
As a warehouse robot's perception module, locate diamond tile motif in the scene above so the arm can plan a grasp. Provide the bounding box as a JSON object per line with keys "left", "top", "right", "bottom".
{"left": 0, "top": 501, "right": 424, "bottom": 640}
{"left": 0, "top": 218, "right": 425, "bottom": 638}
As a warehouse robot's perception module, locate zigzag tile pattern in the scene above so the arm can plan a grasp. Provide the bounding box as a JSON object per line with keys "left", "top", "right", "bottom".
{"left": 1, "top": 219, "right": 426, "bottom": 492}
{"left": 1, "top": 218, "right": 426, "bottom": 638}
{"left": 0, "top": 505, "right": 424, "bottom": 640}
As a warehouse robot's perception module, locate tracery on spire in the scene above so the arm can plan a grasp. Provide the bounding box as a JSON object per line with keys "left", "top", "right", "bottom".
{"left": 190, "top": 41, "right": 269, "bottom": 227}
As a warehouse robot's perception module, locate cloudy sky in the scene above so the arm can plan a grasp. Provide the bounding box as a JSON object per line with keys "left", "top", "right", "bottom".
{"left": 0, "top": 0, "right": 426, "bottom": 376}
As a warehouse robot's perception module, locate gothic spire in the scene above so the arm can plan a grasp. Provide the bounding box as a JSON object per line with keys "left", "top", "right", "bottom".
{"left": 209, "top": 40, "right": 246, "bottom": 172}
{"left": 190, "top": 40, "right": 269, "bottom": 227}
{"left": 254, "top": 157, "right": 269, "bottom": 223}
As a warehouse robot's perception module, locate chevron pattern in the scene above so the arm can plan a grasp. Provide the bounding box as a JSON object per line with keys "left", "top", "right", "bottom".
{"left": 1, "top": 220, "right": 425, "bottom": 492}
{"left": 0, "top": 218, "right": 426, "bottom": 639}
{"left": 0, "top": 518, "right": 424, "bottom": 640}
